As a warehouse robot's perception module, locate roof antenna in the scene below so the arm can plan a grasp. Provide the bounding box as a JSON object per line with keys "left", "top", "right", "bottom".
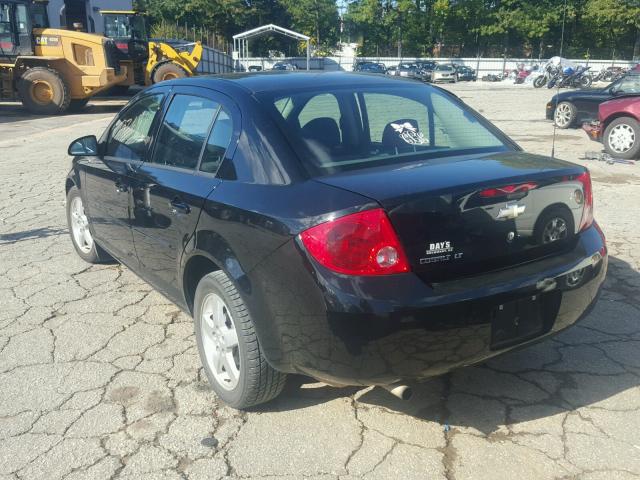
{"left": 551, "top": 0, "right": 568, "bottom": 158}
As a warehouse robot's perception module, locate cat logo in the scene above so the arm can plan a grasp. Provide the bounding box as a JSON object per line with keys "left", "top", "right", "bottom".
{"left": 34, "top": 35, "right": 61, "bottom": 47}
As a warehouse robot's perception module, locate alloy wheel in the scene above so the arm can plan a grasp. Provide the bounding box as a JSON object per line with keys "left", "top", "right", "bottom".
{"left": 70, "top": 196, "right": 93, "bottom": 254}
{"left": 200, "top": 292, "right": 241, "bottom": 391}
{"left": 542, "top": 217, "right": 568, "bottom": 243}
{"left": 554, "top": 103, "right": 572, "bottom": 127}
{"left": 608, "top": 124, "right": 636, "bottom": 153}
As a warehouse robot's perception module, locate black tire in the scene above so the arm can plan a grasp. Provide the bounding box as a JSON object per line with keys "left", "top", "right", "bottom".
{"left": 66, "top": 186, "right": 112, "bottom": 264}
{"left": 533, "top": 75, "right": 546, "bottom": 88}
{"left": 553, "top": 101, "right": 577, "bottom": 129}
{"left": 17, "top": 67, "right": 70, "bottom": 115}
{"left": 152, "top": 62, "right": 187, "bottom": 84}
{"left": 579, "top": 76, "right": 592, "bottom": 88}
{"left": 603, "top": 117, "right": 640, "bottom": 160}
{"left": 68, "top": 98, "right": 90, "bottom": 112}
{"left": 194, "top": 270, "right": 286, "bottom": 409}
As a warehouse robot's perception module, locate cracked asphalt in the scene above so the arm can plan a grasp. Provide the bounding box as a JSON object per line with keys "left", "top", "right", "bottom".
{"left": 1, "top": 83, "right": 639, "bottom": 480}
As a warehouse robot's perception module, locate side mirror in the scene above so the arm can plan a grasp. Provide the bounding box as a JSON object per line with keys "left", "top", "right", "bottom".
{"left": 68, "top": 135, "right": 98, "bottom": 156}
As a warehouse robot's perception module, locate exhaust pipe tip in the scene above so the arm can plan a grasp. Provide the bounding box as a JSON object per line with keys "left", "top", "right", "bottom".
{"left": 382, "top": 384, "right": 413, "bottom": 401}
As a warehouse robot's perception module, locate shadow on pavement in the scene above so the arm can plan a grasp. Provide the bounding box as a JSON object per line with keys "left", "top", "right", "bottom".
{"left": 0, "top": 227, "right": 67, "bottom": 244}
{"left": 263, "top": 256, "right": 639, "bottom": 434}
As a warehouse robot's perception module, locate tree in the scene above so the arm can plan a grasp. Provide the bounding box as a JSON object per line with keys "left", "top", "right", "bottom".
{"left": 279, "top": 0, "right": 339, "bottom": 49}
{"left": 583, "top": 0, "right": 640, "bottom": 59}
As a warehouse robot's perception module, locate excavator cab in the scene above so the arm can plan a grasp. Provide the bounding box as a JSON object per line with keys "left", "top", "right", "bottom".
{"left": 101, "top": 10, "right": 148, "bottom": 62}
{"left": 0, "top": 1, "right": 33, "bottom": 58}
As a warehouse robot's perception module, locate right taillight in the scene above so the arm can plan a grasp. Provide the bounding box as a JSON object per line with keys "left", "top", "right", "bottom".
{"left": 576, "top": 171, "right": 593, "bottom": 232}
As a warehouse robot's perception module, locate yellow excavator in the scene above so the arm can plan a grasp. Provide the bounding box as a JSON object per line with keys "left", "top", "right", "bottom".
{"left": 0, "top": 0, "right": 127, "bottom": 114}
{"left": 99, "top": 10, "right": 202, "bottom": 89}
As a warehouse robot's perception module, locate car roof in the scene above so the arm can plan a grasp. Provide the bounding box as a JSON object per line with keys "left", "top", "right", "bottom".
{"left": 168, "top": 71, "right": 425, "bottom": 94}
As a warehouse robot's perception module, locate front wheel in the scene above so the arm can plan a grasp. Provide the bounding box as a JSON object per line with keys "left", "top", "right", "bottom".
{"left": 579, "top": 76, "right": 592, "bottom": 88}
{"left": 152, "top": 62, "right": 187, "bottom": 84}
{"left": 603, "top": 117, "right": 640, "bottom": 159}
{"left": 533, "top": 75, "right": 546, "bottom": 88}
{"left": 194, "top": 271, "right": 287, "bottom": 409}
{"left": 17, "top": 67, "right": 70, "bottom": 115}
{"left": 66, "top": 186, "right": 112, "bottom": 263}
{"left": 554, "top": 101, "right": 577, "bottom": 129}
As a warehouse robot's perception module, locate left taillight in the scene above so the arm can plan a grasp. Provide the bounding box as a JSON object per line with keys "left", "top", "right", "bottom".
{"left": 299, "top": 208, "right": 410, "bottom": 276}
{"left": 576, "top": 171, "right": 593, "bottom": 232}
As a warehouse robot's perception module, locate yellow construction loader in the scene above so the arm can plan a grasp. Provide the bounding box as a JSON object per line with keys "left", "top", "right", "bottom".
{"left": 0, "top": 1, "right": 127, "bottom": 114}
{"left": 100, "top": 10, "right": 202, "bottom": 88}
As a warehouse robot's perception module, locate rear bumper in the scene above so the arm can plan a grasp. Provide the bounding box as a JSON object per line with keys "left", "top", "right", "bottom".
{"left": 249, "top": 224, "right": 607, "bottom": 386}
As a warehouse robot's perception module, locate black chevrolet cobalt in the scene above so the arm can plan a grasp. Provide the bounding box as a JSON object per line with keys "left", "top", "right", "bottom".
{"left": 65, "top": 72, "right": 607, "bottom": 408}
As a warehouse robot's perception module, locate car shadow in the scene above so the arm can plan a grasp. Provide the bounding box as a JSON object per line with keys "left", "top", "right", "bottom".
{"left": 0, "top": 102, "right": 125, "bottom": 122}
{"left": 0, "top": 227, "right": 67, "bottom": 245}
{"left": 260, "top": 255, "right": 639, "bottom": 434}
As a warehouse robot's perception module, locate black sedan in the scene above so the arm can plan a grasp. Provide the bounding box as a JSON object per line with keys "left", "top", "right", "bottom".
{"left": 66, "top": 72, "right": 607, "bottom": 409}
{"left": 354, "top": 61, "right": 387, "bottom": 74}
{"left": 546, "top": 73, "right": 640, "bottom": 128}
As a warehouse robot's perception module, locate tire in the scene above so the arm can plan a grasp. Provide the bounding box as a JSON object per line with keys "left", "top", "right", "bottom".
{"left": 194, "top": 270, "right": 286, "bottom": 409}
{"left": 152, "top": 62, "right": 187, "bottom": 84}
{"left": 66, "top": 186, "right": 112, "bottom": 263}
{"left": 17, "top": 67, "right": 70, "bottom": 115}
{"left": 68, "top": 98, "right": 90, "bottom": 112}
{"left": 603, "top": 117, "right": 640, "bottom": 159}
{"left": 579, "top": 76, "right": 592, "bottom": 88}
{"left": 554, "top": 101, "right": 577, "bottom": 129}
{"left": 533, "top": 76, "right": 546, "bottom": 88}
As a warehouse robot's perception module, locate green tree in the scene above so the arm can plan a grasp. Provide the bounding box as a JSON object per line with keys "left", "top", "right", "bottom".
{"left": 279, "top": 0, "right": 339, "bottom": 49}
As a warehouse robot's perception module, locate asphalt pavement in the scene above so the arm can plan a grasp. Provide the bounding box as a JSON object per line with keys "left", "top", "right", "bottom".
{"left": 1, "top": 84, "right": 639, "bottom": 480}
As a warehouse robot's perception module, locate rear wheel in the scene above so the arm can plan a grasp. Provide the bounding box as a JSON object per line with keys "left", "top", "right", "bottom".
{"left": 194, "top": 270, "right": 286, "bottom": 409}
{"left": 603, "top": 117, "right": 640, "bottom": 159}
{"left": 66, "top": 186, "right": 112, "bottom": 263}
{"left": 17, "top": 67, "right": 70, "bottom": 115}
{"left": 554, "top": 101, "right": 576, "bottom": 129}
{"left": 152, "top": 62, "right": 187, "bottom": 84}
{"left": 579, "top": 75, "right": 592, "bottom": 88}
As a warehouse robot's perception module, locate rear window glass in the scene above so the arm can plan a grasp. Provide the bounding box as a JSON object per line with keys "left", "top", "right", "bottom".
{"left": 259, "top": 85, "right": 508, "bottom": 176}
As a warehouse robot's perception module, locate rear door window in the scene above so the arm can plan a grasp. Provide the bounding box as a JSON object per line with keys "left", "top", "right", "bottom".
{"left": 200, "top": 108, "right": 233, "bottom": 174}
{"left": 152, "top": 94, "right": 219, "bottom": 170}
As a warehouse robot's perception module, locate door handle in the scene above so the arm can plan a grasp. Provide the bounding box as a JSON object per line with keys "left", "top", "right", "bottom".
{"left": 169, "top": 198, "right": 191, "bottom": 215}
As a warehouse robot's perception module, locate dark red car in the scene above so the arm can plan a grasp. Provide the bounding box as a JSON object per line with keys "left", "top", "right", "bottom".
{"left": 583, "top": 95, "right": 640, "bottom": 159}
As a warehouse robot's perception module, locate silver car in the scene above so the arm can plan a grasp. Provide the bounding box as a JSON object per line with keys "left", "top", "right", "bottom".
{"left": 432, "top": 64, "right": 457, "bottom": 83}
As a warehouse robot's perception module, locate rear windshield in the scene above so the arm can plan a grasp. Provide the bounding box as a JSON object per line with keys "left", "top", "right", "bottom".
{"left": 258, "top": 84, "right": 510, "bottom": 176}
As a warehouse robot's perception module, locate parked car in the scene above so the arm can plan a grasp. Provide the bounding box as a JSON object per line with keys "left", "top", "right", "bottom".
{"left": 354, "top": 62, "right": 387, "bottom": 74}
{"left": 395, "top": 63, "right": 420, "bottom": 78}
{"left": 386, "top": 65, "right": 397, "bottom": 76}
{"left": 272, "top": 61, "right": 297, "bottom": 71}
{"left": 248, "top": 65, "right": 263, "bottom": 72}
{"left": 456, "top": 65, "right": 477, "bottom": 81}
{"left": 415, "top": 61, "right": 437, "bottom": 82}
{"left": 65, "top": 72, "right": 607, "bottom": 409}
{"left": 432, "top": 64, "right": 457, "bottom": 83}
{"left": 546, "top": 73, "right": 640, "bottom": 128}
{"left": 583, "top": 96, "right": 640, "bottom": 159}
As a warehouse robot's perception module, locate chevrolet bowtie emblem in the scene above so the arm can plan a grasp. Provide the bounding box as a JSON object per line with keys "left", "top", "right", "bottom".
{"left": 497, "top": 203, "right": 526, "bottom": 219}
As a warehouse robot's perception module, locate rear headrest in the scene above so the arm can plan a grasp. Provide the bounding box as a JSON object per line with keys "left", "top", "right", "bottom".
{"left": 382, "top": 119, "right": 427, "bottom": 149}
{"left": 301, "top": 117, "right": 341, "bottom": 151}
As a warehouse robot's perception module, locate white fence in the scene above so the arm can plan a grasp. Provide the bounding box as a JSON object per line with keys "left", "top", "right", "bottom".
{"left": 239, "top": 56, "right": 635, "bottom": 75}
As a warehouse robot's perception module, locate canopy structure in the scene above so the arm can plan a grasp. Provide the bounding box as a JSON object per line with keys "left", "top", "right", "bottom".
{"left": 232, "top": 24, "right": 310, "bottom": 71}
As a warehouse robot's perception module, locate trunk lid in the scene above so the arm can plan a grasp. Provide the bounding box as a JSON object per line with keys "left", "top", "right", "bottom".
{"left": 315, "top": 152, "right": 587, "bottom": 282}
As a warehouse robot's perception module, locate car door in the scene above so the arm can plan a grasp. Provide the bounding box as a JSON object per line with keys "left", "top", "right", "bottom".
{"left": 129, "top": 87, "right": 235, "bottom": 299}
{"left": 82, "top": 91, "right": 167, "bottom": 265}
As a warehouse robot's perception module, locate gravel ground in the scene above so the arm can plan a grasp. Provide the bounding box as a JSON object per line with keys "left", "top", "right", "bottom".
{"left": 0, "top": 82, "right": 639, "bottom": 480}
